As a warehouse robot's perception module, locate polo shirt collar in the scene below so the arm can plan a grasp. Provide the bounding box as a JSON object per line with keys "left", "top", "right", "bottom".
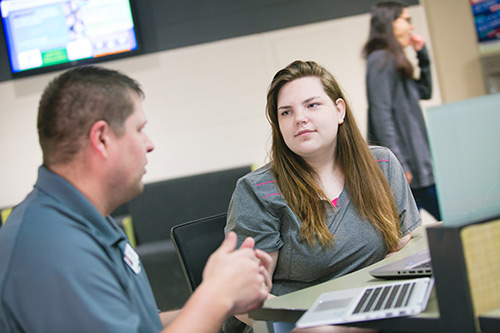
{"left": 35, "top": 165, "right": 125, "bottom": 246}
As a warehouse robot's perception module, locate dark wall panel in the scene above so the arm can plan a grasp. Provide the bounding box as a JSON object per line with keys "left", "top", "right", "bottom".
{"left": 0, "top": 0, "right": 419, "bottom": 82}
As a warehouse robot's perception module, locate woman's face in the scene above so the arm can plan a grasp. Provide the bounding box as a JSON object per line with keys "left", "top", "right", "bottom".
{"left": 276, "top": 76, "right": 345, "bottom": 164}
{"left": 393, "top": 7, "right": 413, "bottom": 47}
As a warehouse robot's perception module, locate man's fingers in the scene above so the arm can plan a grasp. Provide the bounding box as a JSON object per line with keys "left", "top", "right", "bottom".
{"left": 259, "top": 266, "right": 272, "bottom": 291}
{"left": 255, "top": 249, "right": 272, "bottom": 270}
{"left": 240, "top": 236, "right": 255, "bottom": 250}
{"left": 217, "top": 231, "right": 237, "bottom": 253}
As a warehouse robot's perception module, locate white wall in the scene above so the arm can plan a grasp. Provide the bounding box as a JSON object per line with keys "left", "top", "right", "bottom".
{"left": 0, "top": 5, "right": 442, "bottom": 208}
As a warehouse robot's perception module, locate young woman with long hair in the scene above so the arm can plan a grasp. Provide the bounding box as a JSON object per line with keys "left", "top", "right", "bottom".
{"left": 225, "top": 60, "right": 421, "bottom": 332}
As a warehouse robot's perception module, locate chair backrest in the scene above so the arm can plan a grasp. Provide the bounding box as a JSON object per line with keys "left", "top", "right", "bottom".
{"left": 129, "top": 165, "right": 251, "bottom": 245}
{"left": 461, "top": 218, "right": 500, "bottom": 330}
{"left": 427, "top": 217, "right": 500, "bottom": 332}
{"left": 171, "top": 213, "right": 227, "bottom": 293}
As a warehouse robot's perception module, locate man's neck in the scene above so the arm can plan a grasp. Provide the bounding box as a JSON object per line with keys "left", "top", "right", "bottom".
{"left": 47, "top": 162, "right": 111, "bottom": 216}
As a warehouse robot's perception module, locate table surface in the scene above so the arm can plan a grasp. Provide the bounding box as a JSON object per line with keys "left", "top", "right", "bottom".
{"left": 250, "top": 223, "right": 441, "bottom": 332}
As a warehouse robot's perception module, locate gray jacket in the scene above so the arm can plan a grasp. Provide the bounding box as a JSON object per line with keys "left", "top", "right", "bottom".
{"left": 366, "top": 46, "right": 434, "bottom": 189}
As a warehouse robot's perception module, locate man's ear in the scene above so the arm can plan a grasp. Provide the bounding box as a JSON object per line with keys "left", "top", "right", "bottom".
{"left": 89, "top": 120, "right": 112, "bottom": 158}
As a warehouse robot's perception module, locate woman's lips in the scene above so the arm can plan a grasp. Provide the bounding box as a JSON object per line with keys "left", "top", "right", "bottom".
{"left": 295, "top": 129, "right": 315, "bottom": 137}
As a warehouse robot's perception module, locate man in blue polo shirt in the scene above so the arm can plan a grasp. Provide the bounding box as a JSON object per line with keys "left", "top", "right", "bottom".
{"left": 0, "top": 66, "right": 271, "bottom": 332}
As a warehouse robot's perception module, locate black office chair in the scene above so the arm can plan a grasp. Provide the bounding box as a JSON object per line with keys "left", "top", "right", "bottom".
{"left": 170, "top": 213, "right": 227, "bottom": 293}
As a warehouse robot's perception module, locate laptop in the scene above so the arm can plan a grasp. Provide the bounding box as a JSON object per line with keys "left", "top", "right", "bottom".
{"left": 369, "top": 250, "right": 432, "bottom": 279}
{"left": 371, "top": 94, "right": 500, "bottom": 279}
{"left": 295, "top": 277, "right": 434, "bottom": 328}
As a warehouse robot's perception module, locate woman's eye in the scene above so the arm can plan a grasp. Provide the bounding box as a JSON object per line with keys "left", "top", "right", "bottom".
{"left": 281, "top": 110, "right": 291, "bottom": 116}
{"left": 308, "top": 103, "right": 319, "bottom": 108}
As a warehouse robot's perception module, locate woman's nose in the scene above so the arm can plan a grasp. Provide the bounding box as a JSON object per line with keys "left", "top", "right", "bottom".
{"left": 295, "top": 109, "right": 308, "bottom": 124}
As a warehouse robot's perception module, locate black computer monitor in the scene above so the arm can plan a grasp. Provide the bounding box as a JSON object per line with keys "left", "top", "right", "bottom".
{"left": 0, "top": 0, "right": 141, "bottom": 78}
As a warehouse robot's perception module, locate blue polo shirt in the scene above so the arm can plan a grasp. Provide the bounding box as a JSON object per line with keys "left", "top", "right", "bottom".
{"left": 0, "top": 166, "right": 163, "bottom": 332}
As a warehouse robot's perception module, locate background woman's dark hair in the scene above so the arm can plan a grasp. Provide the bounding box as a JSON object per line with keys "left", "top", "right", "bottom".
{"left": 362, "top": 1, "right": 413, "bottom": 77}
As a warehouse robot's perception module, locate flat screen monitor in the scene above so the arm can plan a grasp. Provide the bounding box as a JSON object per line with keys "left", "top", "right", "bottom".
{"left": 425, "top": 94, "right": 500, "bottom": 226}
{"left": 0, "top": 0, "right": 140, "bottom": 77}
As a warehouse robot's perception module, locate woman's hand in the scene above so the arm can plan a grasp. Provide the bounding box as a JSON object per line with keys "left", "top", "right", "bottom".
{"left": 409, "top": 33, "right": 425, "bottom": 51}
{"left": 385, "top": 233, "right": 412, "bottom": 258}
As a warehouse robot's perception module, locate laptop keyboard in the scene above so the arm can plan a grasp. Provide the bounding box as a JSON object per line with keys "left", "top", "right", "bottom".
{"left": 352, "top": 282, "right": 416, "bottom": 314}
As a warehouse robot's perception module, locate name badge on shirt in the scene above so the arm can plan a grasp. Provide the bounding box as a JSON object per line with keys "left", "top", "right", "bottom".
{"left": 123, "top": 243, "right": 141, "bottom": 274}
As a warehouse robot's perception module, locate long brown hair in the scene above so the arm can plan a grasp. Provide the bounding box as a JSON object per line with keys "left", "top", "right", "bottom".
{"left": 362, "top": 1, "right": 413, "bottom": 77}
{"left": 266, "top": 60, "right": 400, "bottom": 250}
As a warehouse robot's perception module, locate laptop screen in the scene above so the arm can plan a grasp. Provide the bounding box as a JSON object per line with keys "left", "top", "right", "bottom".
{"left": 425, "top": 94, "right": 500, "bottom": 226}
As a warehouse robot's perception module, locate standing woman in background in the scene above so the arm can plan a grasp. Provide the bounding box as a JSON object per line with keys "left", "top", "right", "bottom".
{"left": 363, "top": 1, "right": 441, "bottom": 221}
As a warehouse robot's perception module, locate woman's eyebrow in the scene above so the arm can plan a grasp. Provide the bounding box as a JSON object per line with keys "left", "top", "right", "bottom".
{"left": 277, "top": 104, "right": 292, "bottom": 111}
{"left": 302, "top": 96, "right": 320, "bottom": 105}
{"left": 278, "top": 96, "right": 321, "bottom": 110}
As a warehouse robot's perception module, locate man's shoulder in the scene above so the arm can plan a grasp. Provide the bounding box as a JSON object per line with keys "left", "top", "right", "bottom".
{"left": 0, "top": 193, "right": 110, "bottom": 315}
{"left": 0, "top": 192, "right": 108, "bottom": 270}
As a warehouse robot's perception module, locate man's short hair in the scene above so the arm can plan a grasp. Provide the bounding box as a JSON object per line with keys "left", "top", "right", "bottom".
{"left": 37, "top": 66, "right": 144, "bottom": 166}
